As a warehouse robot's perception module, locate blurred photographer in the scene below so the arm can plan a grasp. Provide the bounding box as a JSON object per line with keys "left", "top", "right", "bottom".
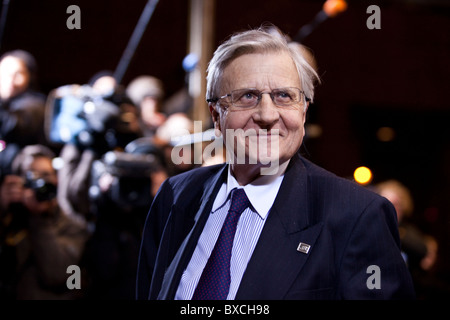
{"left": 0, "top": 145, "right": 90, "bottom": 299}
{"left": 0, "top": 50, "right": 47, "bottom": 179}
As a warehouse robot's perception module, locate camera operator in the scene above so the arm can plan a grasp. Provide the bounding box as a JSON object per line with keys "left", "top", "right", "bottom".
{"left": 0, "top": 145, "right": 90, "bottom": 299}
{"left": 82, "top": 142, "right": 168, "bottom": 299}
{"left": 53, "top": 72, "right": 142, "bottom": 222}
{"left": 46, "top": 72, "right": 168, "bottom": 298}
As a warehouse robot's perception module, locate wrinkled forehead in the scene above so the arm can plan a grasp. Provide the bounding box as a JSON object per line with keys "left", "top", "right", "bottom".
{"left": 220, "top": 51, "right": 301, "bottom": 91}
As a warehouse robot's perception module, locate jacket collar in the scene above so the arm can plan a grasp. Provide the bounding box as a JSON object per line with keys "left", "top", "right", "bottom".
{"left": 156, "top": 164, "right": 228, "bottom": 299}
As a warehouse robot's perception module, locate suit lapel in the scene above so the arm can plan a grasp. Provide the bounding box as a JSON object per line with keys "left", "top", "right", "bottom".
{"left": 157, "top": 164, "right": 228, "bottom": 299}
{"left": 236, "top": 153, "right": 323, "bottom": 299}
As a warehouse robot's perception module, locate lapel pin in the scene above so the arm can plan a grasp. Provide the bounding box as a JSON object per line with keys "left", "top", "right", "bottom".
{"left": 297, "top": 242, "right": 311, "bottom": 254}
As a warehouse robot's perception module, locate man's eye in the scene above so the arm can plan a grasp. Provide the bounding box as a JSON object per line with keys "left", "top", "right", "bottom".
{"left": 275, "top": 91, "right": 292, "bottom": 100}
{"left": 237, "top": 92, "right": 258, "bottom": 101}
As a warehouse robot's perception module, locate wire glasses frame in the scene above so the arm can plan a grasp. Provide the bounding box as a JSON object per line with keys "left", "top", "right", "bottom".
{"left": 207, "top": 87, "right": 310, "bottom": 110}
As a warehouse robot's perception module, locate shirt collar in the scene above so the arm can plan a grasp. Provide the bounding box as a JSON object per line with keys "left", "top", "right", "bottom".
{"left": 211, "top": 162, "right": 289, "bottom": 219}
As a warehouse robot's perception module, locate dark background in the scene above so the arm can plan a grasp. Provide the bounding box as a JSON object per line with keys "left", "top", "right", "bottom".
{"left": 1, "top": 0, "right": 450, "bottom": 298}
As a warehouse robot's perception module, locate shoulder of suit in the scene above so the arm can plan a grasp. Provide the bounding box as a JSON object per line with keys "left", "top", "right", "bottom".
{"left": 298, "top": 154, "right": 381, "bottom": 200}
{"left": 295, "top": 155, "right": 395, "bottom": 232}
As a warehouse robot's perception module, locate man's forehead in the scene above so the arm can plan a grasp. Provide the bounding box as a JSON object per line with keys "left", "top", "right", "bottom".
{"left": 221, "top": 52, "right": 300, "bottom": 90}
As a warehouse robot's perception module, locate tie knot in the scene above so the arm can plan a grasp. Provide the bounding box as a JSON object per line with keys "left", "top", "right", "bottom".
{"left": 229, "top": 188, "right": 250, "bottom": 215}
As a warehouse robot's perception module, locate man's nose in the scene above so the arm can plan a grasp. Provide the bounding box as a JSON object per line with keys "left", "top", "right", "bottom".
{"left": 252, "top": 93, "right": 280, "bottom": 127}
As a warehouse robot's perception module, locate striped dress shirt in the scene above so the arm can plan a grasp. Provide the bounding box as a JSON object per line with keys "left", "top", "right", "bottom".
{"left": 175, "top": 164, "right": 286, "bottom": 300}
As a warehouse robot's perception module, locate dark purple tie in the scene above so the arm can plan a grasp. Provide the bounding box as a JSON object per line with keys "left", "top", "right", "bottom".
{"left": 192, "top": 188, "right": 250, "bottom": 300}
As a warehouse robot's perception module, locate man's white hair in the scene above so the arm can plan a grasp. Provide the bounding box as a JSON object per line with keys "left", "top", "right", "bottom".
{"left": 206, "top": 25, "right": 320, "bottom": 109}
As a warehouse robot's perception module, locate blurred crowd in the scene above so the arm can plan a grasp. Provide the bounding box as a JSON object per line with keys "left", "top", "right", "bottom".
{"left": 0, "top": 49, "right": 206, "bottom": 299}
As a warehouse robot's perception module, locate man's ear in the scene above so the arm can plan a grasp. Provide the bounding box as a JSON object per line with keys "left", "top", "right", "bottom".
{"left": 209, "top": 104, "right": 221, "bottom": 134}
{"left": 303, "top": 102, "right": 309, "bottom": 125}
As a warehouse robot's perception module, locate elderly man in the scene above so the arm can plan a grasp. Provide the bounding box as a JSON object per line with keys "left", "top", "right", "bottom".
{"left": 136, "top": 26, "right": 415, "bottom": 300}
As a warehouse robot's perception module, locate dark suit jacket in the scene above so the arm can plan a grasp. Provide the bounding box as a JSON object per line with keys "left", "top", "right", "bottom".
{"left": 136, "top": 153, "right": 415, "bottom": 299}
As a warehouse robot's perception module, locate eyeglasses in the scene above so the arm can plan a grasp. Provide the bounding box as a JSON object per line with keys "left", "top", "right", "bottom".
{"left": 207, "top": 87, "right": 310, "bottom": 110}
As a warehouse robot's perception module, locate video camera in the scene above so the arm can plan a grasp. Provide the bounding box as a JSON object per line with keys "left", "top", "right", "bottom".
{"left": 89, "top": 145, "right": 163, "bottom": 211}
{"left": 45, "top": 84, "right": 137, "bottom": 150}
